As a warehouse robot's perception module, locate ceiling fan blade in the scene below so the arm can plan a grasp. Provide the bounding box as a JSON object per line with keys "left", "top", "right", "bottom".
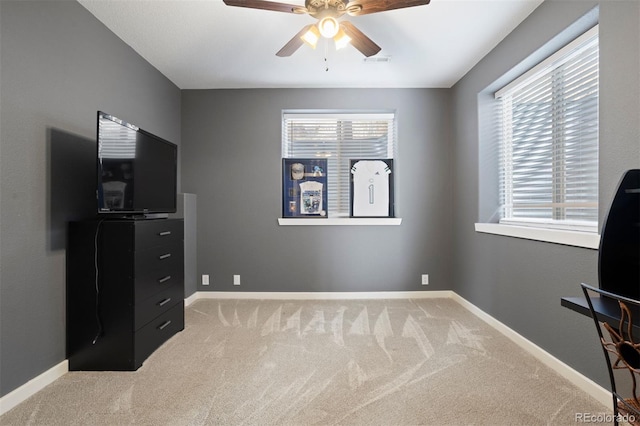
{"left": 223, "top": 0, "right": 302, "bottom": 14}
{"left": 340, "top": 21, "right": 381, "bottom": 57}
{"left": 276, "top": 24, "right": 314, "bottom": 57}
{"left": 345, "top": 0, "right": 430, "bottom": 16}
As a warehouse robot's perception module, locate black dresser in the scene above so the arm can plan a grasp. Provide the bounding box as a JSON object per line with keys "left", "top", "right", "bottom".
{"left": 66, "top": 218, "right": 185, "bottom": 371}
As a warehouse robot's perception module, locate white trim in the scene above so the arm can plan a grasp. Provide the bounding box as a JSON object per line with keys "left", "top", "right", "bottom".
{"left": 282, "top": 111, "right": 395, "bottom": 120}
{"left": 451, "top": 292, "right": 611, "bottom": 408}
{"left": 474, "top": 222, "right": 600, "bottom": 249}
{"left": 278, "top": 218, "right": 402, "bottom": 226}
{"left": 184, "top": 292, "right": 199, "bottom": 307}
{"left": 500, "top": 218, "right": 597, "bottom": 234}
{"left": 0, "top": 360, "right": 68, "bottom": 416}
{"left": 189, "top": 290, "right": 449, "bottom": 301}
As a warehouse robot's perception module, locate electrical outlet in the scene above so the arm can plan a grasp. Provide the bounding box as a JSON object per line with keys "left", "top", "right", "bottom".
{"left": 202, "top": 274, "right": 209, "bottom": 286}
{"left": 233, "top": 275, "right": 241, "bottom": 286}
{"left": 421, "top": 274, "right": 429, "bottom": 285}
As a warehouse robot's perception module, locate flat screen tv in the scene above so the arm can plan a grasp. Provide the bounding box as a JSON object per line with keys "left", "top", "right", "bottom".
{"left": 97, "top": 111, "right": 177, "bottom": 216}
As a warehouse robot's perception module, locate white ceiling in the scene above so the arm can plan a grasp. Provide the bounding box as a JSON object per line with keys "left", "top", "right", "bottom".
{"left": 78, "top": 0, "right": 543, "bottom": 89}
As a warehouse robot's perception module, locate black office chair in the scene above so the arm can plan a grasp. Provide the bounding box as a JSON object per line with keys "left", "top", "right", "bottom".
{"left": 582, "top": 283, "right": 640, "bottom": 425}
{"left": 598, "top": 169, "right": 640, "bottom": 300}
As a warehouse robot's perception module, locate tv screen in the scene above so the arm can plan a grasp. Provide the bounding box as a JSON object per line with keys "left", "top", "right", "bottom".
{"left": 97, "top": 111, "right": 177, "bottom": 215}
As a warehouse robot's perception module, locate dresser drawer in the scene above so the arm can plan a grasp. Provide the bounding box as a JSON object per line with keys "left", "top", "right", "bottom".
{"left": 134, "top": 284, "right": 182, "bottom": 331}
{"left": 135, "top": 219, "right": 183, "bottom": 249}
{"left": 134, "top": 241, "right": 184, "bottom": 301}
{"left": 134, "top": 302, "right": 184, "bottom": 368}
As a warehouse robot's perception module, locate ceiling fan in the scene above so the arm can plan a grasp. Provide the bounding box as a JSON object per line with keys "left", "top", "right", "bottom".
{"left": 222, "top": 0, "right": 431, "bottom": 57}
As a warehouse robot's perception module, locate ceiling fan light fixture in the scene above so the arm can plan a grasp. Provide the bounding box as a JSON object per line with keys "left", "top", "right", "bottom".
{"left": 224, "top": 0, "right": 431, "bottom": 58}
{"left": 301, "top": 25, "right": 320, "bottom": 49}
{"left": 318, "top": 17, "right": 339, "bottom": 38}
{"left": 334, "top": 27, "right": 351, "bottom": 50}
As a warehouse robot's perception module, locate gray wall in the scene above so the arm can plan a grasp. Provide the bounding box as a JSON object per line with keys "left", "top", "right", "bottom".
{"left": 181, "top": 89, "right": 452, "bottom": 293}
{"left": 2, "top": 0, "right": 638, "bottom": 403}
{"left": 0, "top": 0, "right": 181, "bottom": 397}
{"left": 451, "top": 0, "right": 640, "bottom": 388}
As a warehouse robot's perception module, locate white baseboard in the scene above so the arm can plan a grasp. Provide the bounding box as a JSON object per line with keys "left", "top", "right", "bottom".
{"left": 184, "top": 291, "right": 199, "bottom": 307}
{"left": 188, "top": 290, "right": 453, "bottom": 301}
{"left": 0, "top": 360, "right": 68, "bottom": 416}
{"left": 450, "top": 292, "right": 610, "bottom": 408}
{"left": 1, "top": 290, "right": 609, "bottom": 415}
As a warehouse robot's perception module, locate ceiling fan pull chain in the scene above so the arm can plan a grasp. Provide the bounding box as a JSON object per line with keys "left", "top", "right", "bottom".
{"left": 324, "top": 40, "right": 329, "bottom": 72}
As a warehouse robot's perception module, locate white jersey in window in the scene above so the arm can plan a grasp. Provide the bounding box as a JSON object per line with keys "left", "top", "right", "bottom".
{"left": 351, "top": 160, "right": 391, "bottom": 217}
{"left": 299, "top": 181, "right": 323, "bottom": 215}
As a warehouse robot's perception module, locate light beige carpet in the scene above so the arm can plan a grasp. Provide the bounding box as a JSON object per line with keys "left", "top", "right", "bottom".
{"left": 1, "top": 298, "right": 609, "bottom": 425}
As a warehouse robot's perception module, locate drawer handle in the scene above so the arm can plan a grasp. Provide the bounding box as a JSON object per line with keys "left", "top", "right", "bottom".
{"left": 158, "top": 275, "right": 172, "bottom": 283}
{"left": 158, "top": 298, "right": 172, "bottom": 307}
{"left": 159, "top": 253, "right": 172, "bottom": 260}
{"left": 158, "top": 320, "right": 172, "bottom": 330}
{"left": 158, "top": 231, "right": 172, "bottom": 236}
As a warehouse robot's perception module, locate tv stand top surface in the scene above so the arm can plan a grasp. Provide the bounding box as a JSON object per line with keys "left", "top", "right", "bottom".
{"left": 97, "top": 213, "right": 172, "bottom": 220}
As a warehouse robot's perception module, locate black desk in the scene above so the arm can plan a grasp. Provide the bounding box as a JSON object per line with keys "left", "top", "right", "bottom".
{"left": 562, "top": 296, "right": 640, "bottom": 336}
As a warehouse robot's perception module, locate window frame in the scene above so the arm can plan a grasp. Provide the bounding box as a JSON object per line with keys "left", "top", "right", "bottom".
{"left": 495, "top": 25, "right": 600, "bottom": 235}
{"left": 281, "top": 110, "right": 398, "bottom": 222}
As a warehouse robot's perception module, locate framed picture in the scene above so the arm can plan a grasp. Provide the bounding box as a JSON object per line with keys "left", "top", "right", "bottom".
{"left": 282, "top": 158, "right": 328, "bottom": 218}
{"left": 350, "top": 159, "right": 394, "bottom": 217}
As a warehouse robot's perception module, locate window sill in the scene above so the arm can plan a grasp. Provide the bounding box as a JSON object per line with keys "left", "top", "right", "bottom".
{"left": 474, "top": 223, "right": 600, "bottom": 249}
{"left": 278, "top": 218, "right": 402, "bottom": 226}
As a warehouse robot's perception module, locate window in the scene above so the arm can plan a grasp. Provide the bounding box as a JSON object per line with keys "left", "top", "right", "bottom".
{"left": 496, "top": 26, "right": 599, "bottom": 233}
{"left": 282, "top": 111, "right": 397, "bottom": 218}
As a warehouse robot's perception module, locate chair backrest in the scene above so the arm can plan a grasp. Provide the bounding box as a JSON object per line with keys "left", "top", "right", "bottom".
{"left": 598, "top": 169, "right": 640, "bottom": 299}
{"left": 582, "top": 283, "right": 640, "bottom": 424}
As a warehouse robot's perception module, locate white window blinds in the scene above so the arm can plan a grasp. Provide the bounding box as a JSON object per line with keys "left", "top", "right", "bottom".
{"left": 497, "top": 26, "right": 599, "bottom": 232}
{"left": 282, "top": 112, "right": 396, "bottom": 217}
